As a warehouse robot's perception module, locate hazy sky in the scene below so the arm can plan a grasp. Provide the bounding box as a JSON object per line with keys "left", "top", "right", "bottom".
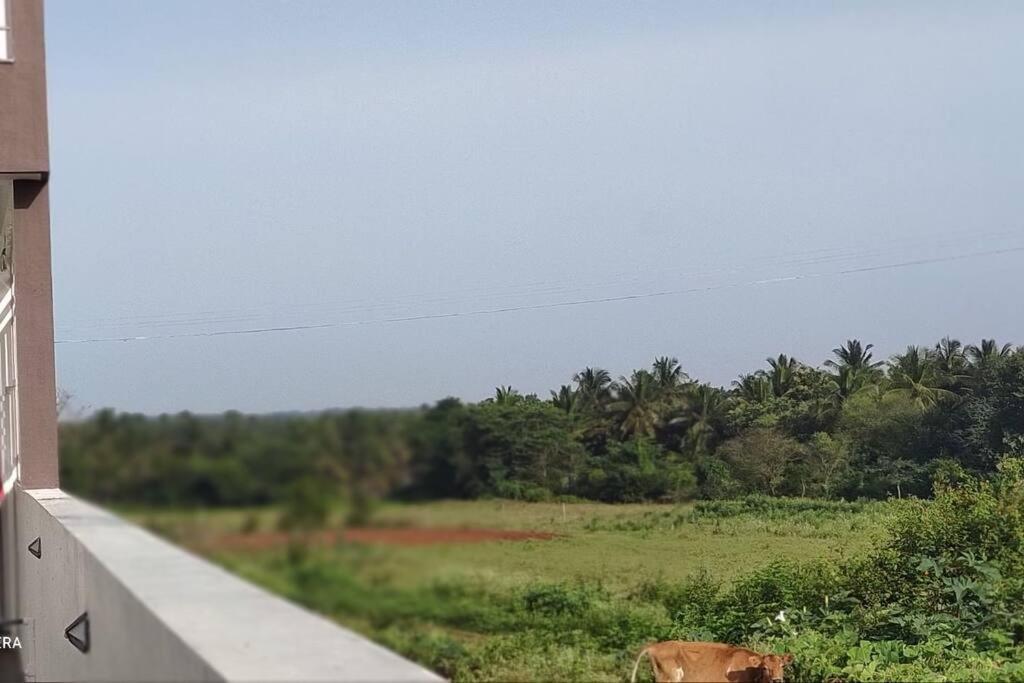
{"left": 47, "top": 1, "right": 1024, "bottom": 415}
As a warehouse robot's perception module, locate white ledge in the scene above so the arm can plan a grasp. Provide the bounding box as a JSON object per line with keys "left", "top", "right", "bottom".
{"left": 11, "top": 487, "right": 442, "bottom": 682}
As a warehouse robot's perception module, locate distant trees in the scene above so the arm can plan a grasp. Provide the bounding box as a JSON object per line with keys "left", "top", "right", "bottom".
{"left": 59, "top": 336, "right": 1024, "bottom": 508}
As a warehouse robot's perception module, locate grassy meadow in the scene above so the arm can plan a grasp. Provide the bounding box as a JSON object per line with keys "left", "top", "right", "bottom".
{"left": 130, "top": 498, "right": 895, "bottom": 681}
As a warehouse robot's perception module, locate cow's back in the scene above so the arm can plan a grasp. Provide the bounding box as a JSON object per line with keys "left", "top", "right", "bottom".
{"left": 641, "top": 641, "right": 764, "bottom": 683}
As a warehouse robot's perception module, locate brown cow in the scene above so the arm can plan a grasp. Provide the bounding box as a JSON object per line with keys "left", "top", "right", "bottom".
{"left": 630, "top": 641, "right": 793, "bottom": 683}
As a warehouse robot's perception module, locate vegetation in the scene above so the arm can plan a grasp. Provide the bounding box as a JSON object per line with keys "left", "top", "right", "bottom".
{"left": 63, "top": 335, "right": 1024, "bottom": 680}
{"left": 137, "top": 497, "right": 889, "bottom": 591}
{"left": 62, "top": 337, "right": 1024, "bottom": 509}
{"left": 137, "top": 463, "right": 1024, "bottom": 681}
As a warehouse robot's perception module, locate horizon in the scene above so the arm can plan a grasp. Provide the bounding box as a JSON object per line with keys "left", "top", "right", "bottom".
{"left": 60, "top": 333, "right": 1016, "bottom": 418}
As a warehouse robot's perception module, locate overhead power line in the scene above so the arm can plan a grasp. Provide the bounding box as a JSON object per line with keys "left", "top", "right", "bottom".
{"left": 55, "top": 227, "right": 1018, "bottom": 334}
{"left": 53, "top": 244, "right": 1024, "bottom": 346}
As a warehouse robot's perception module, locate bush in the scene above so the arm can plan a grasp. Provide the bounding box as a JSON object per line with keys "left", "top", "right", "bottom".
{"left": 278, "top": 478, "right": 332, "bottom": 531}
{"left": 888, "top": 456, "right": 1024, "bottom": 563}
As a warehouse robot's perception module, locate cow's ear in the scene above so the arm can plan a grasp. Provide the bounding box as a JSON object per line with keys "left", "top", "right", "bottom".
{"left": 782, "top": 654, "right": 794, "bottom": 665}
{"left": 748, "top": 656, "right": 763, "bottom": 668}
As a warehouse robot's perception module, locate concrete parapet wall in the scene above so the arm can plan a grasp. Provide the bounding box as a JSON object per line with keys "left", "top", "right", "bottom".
{"left": 5, "top": 487, "right": 442, "bottom": 682}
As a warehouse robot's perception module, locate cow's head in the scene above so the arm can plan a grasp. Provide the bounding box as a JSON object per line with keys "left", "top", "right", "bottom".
{"left": 758, "top": 653, "right": 793, "bottom": 682}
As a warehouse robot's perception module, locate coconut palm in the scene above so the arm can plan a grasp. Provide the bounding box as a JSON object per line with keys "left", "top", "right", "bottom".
{"left": 493, "top": 385, "right": 521, "bottom": 405}
{"left": 673, "top": 383, "right": 730, "bottom": 455}
{"left": 887, "top": 346, "right": 955, "bottom": 409}
{"left": 831, "top": 364, "right": 878, "bottom": 399}
{"left": 825, "top": 339, "right": 884, "bottom": 374}
{"left": 824, "top": 339, "right": 884, "bottom": 399}
{"left": 934, "top": 337, "right": 969, "bottom": 377}
{"left": 732, "top": 372, "right": 773, "bottom": 403}
{"left": 967, "top": 339, "right": 1013, "bottom": 371}
{"left": 607, "top": 370, "right": 660, "bottom": 438}
{"left": 766, "top": 354, "right": 798, "bottom": 397}
{"left": 549, "top": 385, "right": 578, "bottom": 415}
{"left": 573, "top": 366, "right": 613, "bottom": 409}
{"left": 688, "top": 384, "right": 730, "bottom": 454}
{"left": 652, "top": 356, "right": 688, "bottom": 392}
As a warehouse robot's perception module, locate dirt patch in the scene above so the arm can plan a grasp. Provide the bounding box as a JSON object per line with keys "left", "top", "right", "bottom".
{"left": 203, "top": 526, "right": 558, "bottom": 551}
{"left": 345, "top": 527, "right": 557, "bottom": 546}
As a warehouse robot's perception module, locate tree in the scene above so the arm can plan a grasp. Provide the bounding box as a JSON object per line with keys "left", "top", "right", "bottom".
{"left": 825, "top": 339, "right": 884, "bottom": 399}
{"left": 933, "top": 337, "right": 970, "bottom": 390}
{"left": 549, "top": 384, "right": 578, "bottom": 415}
{"left": 766, "top": 354, "right": 799, "bottom": 397}
{"left": 57, "top": 336, "right": 1023, "bottom": 508}
{"left": 493, "top": 386, "right": 522, "bottom": 405}
{"left": 717, "top": 428, "right": 805, "bottom": 496}
{"left": 961, "top": 350, "right": 1024, "bottom": 466}
{"left": 468, "top": 398, "right": 585, "bottom": 498}
{"left": 406, "top": 398, "right": 481, "bottom": 498}
{"left": 733, "top": 373, "right": 773, "bottom": 404}
{"left": 673, "top": 383, "right": 730, "bottom": 455}
{"left": 838, "top": 391, "right": 933, "bottom": 497}
{"left": 806, "top": 432, "right": 851, "bottom": 499}
{"left": 967, "top": 339, "right": 1013, "bottom": 373}
{"left": 652, "top": 356, "right": 689, "bottom": 398}
{"left": 573, "top": 367, "right": 613, "bottom": 411}
{"left": 887, "top": 346, "right": 955, "bottom": 409}
{"left": 608, "top": 370, "right": 661, "bottom": 438}
{"left": 578, "top": 437, "right": 695, "bottom": 502}
{"left": 825, "top": 339, "right": 884, "bottom": 374}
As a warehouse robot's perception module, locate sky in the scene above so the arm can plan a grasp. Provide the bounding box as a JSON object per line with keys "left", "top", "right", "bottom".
{"left": 46, "top": 1, "right": 1024, "bottom": 415}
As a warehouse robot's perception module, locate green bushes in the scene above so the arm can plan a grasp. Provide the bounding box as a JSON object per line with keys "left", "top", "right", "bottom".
{"left": 692, "top": 495, "right": 868, "bottom": 519}
{"left": 887, "top": 456, "right": 1024, "bottom": 562}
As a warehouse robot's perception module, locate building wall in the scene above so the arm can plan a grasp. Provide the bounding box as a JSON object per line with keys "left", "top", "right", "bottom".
{"left": 0, "top": 0, "right": 57, "bottom": 489}
{"left": 0, "top": 0, "right": 49, "bottom": 174}
{"left": 12, "top": 178, "right": 57, "bottom": 489}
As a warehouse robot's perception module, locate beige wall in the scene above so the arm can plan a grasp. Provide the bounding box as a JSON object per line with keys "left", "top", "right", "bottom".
{"left": 13, "top": 179, "right": 57, "bottom": 488}
{"left": 0, "top": 0, "right": 49, "bottom": 174}
{"left": 0, "top": 0, "right": 57, "bottom": 488}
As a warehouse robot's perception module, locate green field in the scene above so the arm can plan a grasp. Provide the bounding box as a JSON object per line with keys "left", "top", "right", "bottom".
{"left": 134, "top": 499, "right": 889, "bottom": 590}
{"left": 131, "top": 498, "right": 893, "bottom": 681}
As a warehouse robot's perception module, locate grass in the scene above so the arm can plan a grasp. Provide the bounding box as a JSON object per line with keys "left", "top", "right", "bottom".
{"left": 130, "top": 498, "right": 890, "bottom": 591}
{"left": 127, "top": 498, "right": 895, "bottom": 681}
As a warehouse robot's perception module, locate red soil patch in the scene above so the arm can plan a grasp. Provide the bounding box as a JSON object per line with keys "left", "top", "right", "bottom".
{"left": 204, "top": 526, "right": 557, "bottom": 551}
{"left": 344, "top": 527, "right": 557, "bottom": 546}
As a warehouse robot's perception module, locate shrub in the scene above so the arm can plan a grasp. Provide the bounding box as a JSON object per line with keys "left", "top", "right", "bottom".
{"left": 887, "top": 456, "right": 1024, "bottom": 564}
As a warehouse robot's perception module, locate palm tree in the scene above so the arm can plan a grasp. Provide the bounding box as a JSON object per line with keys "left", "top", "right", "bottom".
{"left": 766, "top": 354, "right": 798, "bottom": 397}
{"left": 825, "top": 339, "right": 885, "bottom": 374}
{"left": 672, "top": 383, "right": 729, "bottom": 455}
{"left": 933, "top": 337, "right": 969, "bottom": 383}
{"left": 608, "top": 370, "right": 660, "bottom": 438}
{"left": 549, "top": 385, "right": 578, "bottom": 415}
{"left": 652, "top": 356, "right": 688, "bottom": 391}
{"left": 732, "top": 373, "right": 773, "bottom": 403}
{"left": 831, "top": 364, "right": 877, "bottom": 399}
{"left": 967, "top": 339, "right": 1013, "bottom": 371}
{"left": 493, "top": 385, "right": 521, "bottom": 405}
{"left": 887, "top": 346, "right": 954, "bottom": 409}
{"left": 573, "top": 367, "right": 613, "bottom": 409}
{"left": 824, "top": 339, "right": 884, "bottom": 399}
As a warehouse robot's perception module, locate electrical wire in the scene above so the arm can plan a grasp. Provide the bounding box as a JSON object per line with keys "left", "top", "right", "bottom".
{"left": 55, "top": 228, "right": 1018, "bottom": 333}
{"left": 53, "top": 244, "right": 1024, "bottom": 345}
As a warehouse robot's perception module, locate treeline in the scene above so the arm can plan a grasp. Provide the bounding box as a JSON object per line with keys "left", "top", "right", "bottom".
{"left": 59, "top": 337, "right": 1024, "bottom": 507}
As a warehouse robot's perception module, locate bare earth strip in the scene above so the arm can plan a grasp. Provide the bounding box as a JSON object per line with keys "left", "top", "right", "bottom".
{"left": 202, "top": 526, "right": 558, "bottom": 551}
